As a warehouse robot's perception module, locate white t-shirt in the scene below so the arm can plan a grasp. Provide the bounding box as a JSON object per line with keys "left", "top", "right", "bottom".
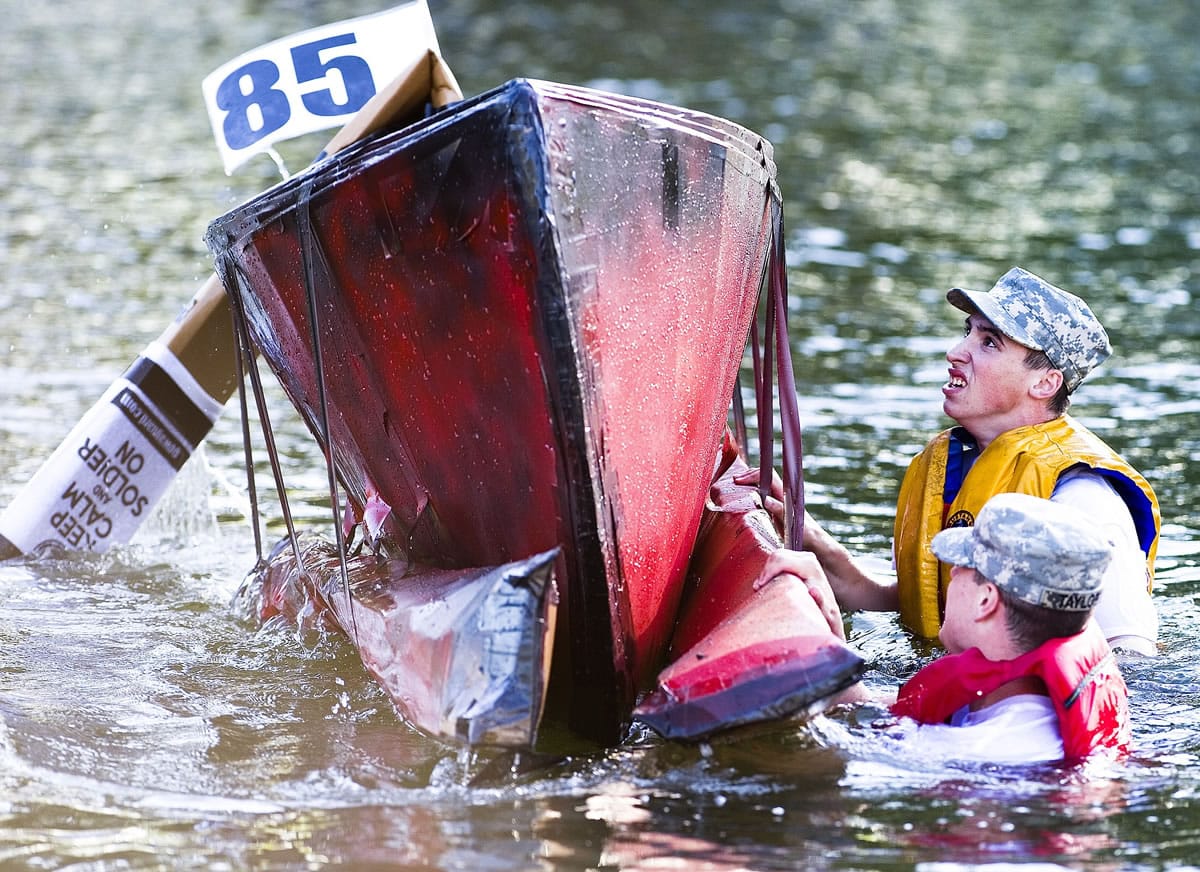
{"left": 905, "top": 694, "right": 1065, "bottom": 764}
{"left": 1051, "top": 469, "right": 1158, "bottom": 655}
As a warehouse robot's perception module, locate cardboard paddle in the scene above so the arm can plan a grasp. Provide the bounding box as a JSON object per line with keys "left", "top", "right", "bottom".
{"left": 0, "top": 50, "right": 462, "bottom": 559}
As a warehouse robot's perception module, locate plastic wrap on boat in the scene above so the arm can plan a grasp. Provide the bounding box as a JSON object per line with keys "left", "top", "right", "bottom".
{"left": 243, "top": 536, "right": 558, "bottom": 747}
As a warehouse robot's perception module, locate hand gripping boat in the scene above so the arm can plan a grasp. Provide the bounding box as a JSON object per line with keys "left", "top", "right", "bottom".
{"left": 206, "top": 78, "right": 863, "bottom": 749}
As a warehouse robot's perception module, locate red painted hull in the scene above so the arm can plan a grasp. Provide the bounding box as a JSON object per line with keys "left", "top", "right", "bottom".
{"left": 635, "top": 433, "right": 865, "bottom": 739}
{"left": 209, "top": 79, "right": 859, "bottom": 747}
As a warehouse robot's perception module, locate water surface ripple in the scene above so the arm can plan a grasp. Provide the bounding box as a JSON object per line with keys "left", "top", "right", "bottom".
{"left": 1, "top": 0, "right": 1198, "bottom": 868}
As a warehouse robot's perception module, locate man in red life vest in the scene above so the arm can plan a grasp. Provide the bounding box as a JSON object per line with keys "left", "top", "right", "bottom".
{"left": 756, "top": 492, "right": 1130, "bottom": 763}
{"left": 750, "top": 267, "right": 1160, "bottom": 655}
{"left": 890, "top": 491, "right": 1130, "bottom": 762}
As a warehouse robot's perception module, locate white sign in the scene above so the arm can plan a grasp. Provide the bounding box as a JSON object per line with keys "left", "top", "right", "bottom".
{"left": 0, "top": 343, "right": 224, "bottom": 554}
{"left": 202, "top": 1, "right": 440, "bottom": 174}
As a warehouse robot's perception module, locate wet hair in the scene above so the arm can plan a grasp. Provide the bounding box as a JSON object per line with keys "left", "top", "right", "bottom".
{"left": 1023, "top": 347, "right": 1072, "bottom": 415}
{"left": 997, "top": 584, "right": 1091, "bottom": 650}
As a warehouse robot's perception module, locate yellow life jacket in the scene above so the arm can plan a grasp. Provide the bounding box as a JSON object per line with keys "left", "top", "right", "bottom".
{"left": 893, "top": 415, "right": 1160, "bottom": 639}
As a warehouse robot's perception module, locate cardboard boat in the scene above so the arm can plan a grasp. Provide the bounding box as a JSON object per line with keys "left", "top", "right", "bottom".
{"left": 207, "top": 78, "right": 862, "bottom": 749}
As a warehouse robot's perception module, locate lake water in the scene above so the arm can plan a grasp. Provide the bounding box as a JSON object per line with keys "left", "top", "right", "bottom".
{"left": 2, "top": 0, "right": 1199, "bottom": 868}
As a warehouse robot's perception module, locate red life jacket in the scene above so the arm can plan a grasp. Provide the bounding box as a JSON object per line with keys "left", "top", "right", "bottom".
{"left": 891, "top": 621, "right": 1130, "bottom": 761}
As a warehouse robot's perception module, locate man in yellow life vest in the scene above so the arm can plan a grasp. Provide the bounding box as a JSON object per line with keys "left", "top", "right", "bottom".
{"left": 775, "top": 267, "right": 1160, "bottom": 655}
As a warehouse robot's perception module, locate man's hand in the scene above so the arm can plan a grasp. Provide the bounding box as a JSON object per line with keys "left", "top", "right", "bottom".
{"left": 733, "top": 466, "right": 786, "bottom": 534}
{"left": 752, "top": 549, "right": 846, "bottom": 641}
{"left": 734, "top": 467, "right": 900, "bottom": 613}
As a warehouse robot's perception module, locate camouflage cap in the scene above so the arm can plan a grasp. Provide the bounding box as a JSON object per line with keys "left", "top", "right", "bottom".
{"left": 947, "top": 266, "right": 1112, "bottom": 392}
{"left": 930, "top": 492, "right": 1113, "bottom": 611}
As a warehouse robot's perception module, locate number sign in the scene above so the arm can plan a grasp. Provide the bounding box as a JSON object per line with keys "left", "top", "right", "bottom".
{"left": 202, "top": 1, "right": 440, "bottom": 174}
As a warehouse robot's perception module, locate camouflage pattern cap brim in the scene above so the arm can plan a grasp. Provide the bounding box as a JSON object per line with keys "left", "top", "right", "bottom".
{"left": 947, "top": 286, "right": 1044, "bottom": 350}
{"left": 929, "top": 525, "right": 978, "bottom": 570}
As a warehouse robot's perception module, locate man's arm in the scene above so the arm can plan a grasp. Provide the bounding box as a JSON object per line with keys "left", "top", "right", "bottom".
{"left": 732, "top": 466, "right": 900, "bottom": 612}
{"left": 1051, "top": 471, "right": 1158, "bottom": 655}
{"left": 801, "top": 512, "right": 901, "bottom": 613}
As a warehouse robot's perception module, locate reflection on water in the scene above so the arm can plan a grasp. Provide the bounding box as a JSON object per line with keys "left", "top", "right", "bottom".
{"left": 2, "top": 0, "right": 1199, "bottom": 868}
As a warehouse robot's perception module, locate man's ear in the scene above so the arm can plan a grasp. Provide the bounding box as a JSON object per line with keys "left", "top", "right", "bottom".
{"left": 974, "top": 580, "right": 1003, "bottom": 622}
{"left": 1029, "top": 367, "right": 1064, "bottom": 401}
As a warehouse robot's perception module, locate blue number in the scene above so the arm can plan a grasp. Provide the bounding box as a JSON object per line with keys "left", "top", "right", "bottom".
{"left": 292, "top": 34, "right": 376, "bottom": 117}
{"left": 215, "top": 59, "right": 292, "bottom": 150}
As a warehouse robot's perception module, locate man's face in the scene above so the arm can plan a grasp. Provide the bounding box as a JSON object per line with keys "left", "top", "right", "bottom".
{"left": 942, "top": 312, "right": 1043, "bottom": 444}
{"left": 938, "top": 563, "right": 985, "bottom": 654}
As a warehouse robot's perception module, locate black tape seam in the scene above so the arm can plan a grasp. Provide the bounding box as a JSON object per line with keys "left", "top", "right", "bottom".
{"left": 124, "top": 357, "right": 213, "bottom": 448}
{"left": 111, "top": 387, "right": 189, "bottom": 470}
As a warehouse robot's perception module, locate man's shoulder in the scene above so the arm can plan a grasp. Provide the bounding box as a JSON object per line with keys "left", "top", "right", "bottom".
{"left": 998, "top": 416, "right": 1140, "bottom": 473}
{"left": 1053, "top": 464, "right": 1118, "bottom": 491}
{"left": 1052, "top": 468, "right": 1132, "bottom": 518}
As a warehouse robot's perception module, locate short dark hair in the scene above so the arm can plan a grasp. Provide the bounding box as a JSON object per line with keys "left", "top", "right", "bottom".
{"left": 1024, "top": 347, "right": 1071, "bottom": 416}
{"left": 997, "top": 584, "right": 1091, "bottom": 650}
{"left": 963, "top": 568, "right": 1091, "bottom": 651}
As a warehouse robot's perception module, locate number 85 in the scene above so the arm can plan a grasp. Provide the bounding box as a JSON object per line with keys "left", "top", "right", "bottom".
{"left": 215, "top": 33, "right": 376, "bottom": 151}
